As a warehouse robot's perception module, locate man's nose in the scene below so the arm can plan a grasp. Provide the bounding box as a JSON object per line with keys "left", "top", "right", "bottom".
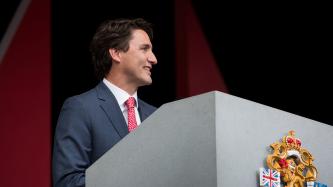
{"left": 148, "top": 52, "right": 157, "bottom": 65}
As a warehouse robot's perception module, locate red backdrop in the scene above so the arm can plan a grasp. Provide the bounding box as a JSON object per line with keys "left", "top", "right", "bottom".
{"left": 0, "top": 0, "right": 51, "bottom": 186}
{"left": 175, "top": 0, "right": 228, "bottom": 98}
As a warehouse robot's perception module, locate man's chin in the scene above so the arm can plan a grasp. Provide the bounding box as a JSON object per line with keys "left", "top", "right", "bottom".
{"left": 144, "top": 79, "right": 153, "bottom": 85}
{"left": 138, "top": 78, "right": 152, "bottom": 87}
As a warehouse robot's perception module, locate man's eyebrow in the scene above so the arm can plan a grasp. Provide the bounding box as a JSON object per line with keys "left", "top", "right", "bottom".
{"left": 140, "top": 44, "right": 152, "bottom": 48}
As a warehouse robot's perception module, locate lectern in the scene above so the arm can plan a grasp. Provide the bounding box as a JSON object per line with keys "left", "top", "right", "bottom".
{"left": 86, "top": 91, "right": 332, "bottom": 186}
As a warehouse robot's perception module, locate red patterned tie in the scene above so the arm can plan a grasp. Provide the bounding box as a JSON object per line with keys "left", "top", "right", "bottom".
{"left": 125, "top": 97, "right": 138, "bottom": 132}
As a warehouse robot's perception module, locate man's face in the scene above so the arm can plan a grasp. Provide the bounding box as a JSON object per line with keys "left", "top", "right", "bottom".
{"left": 119, "top": 29, "right": 157, "bottom": 87}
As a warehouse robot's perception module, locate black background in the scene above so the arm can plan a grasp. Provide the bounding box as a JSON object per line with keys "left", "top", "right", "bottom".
{"left": 52, "top": 0, "right": 332, "bottom": 129}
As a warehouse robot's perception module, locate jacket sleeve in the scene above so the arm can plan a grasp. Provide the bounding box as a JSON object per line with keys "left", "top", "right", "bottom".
{"left": 52, "top": 97, "right": 92, "bottom": 187}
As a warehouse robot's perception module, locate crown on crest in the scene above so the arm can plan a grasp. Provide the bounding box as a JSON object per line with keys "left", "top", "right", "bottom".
{"left": 282, "top": 130, "right": 302, "bottom": 151}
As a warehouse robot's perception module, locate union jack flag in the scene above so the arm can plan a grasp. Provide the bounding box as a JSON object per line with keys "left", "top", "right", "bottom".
{"left": 259, "top": 168, "right": 280, "bottom": 187}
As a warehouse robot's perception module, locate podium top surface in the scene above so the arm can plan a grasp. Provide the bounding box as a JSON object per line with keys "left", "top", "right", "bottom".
{"left": 87, "top": 91, "right": 333, "bottom": 187}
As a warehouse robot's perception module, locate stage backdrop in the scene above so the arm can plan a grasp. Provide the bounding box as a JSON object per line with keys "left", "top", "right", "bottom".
{"left": 0, "top": 0, "right": 51, "bottom": 186}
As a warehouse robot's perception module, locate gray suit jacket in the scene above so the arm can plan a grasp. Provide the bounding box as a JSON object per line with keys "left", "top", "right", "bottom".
{"left": 52, "top": 82, "right": 156, "bottom": 187}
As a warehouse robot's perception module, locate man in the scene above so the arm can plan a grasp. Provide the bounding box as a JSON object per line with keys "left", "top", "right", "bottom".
{"left": 52, "top": 18, "right": 158, "bottom": 187}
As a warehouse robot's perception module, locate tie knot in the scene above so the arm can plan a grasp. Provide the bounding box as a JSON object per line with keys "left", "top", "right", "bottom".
{"left": 125, "top": 97, "right": 136, "bottom": 109}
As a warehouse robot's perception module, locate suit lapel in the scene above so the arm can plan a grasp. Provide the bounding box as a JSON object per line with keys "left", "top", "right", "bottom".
{"left": 96, "top": 82, "right": 129, "bottom": 138}
{"left": 138, "top": 99, "right": 149, "bottom": 122}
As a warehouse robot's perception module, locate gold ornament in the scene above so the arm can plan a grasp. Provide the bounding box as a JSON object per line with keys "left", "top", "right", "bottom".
{"left": 266, "top": 130, "right": 318, "bottom": 187}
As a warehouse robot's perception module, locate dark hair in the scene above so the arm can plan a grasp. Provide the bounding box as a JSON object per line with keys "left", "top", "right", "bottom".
{"left": 90, "top": 18, "right": 153, "bottom": 80}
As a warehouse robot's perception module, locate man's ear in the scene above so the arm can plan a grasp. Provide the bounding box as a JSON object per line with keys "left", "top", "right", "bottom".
{"left": 109, "top": 48, "right": 121, "bottom": 63}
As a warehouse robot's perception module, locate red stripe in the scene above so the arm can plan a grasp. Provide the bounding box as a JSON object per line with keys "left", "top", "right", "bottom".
{"left": 0, "top": 0, "right": 51, "bottom": 186}
{"left": 175, "top": 0, "right": 228, "bottom": 98}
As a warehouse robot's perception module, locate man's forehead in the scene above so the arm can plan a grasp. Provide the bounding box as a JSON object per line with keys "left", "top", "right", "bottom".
{"left": 131, "top": 29, "right": 151, "bottom": 40}
{"left": 130, "top": 30, "right": 152, "bottom": 46}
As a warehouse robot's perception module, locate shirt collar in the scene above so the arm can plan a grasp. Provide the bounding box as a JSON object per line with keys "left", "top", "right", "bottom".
{"left": 103, "top": 78, "right": 138, "bottom": 109}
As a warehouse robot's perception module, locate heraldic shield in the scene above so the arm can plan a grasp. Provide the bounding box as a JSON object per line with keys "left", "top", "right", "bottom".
{"left": 266, "top": 130, "right": 318, "bottom": 187}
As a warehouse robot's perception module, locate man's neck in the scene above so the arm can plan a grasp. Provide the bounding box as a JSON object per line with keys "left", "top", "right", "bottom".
{"left": 105, "top": 74, "right": 138, "bottom": 96}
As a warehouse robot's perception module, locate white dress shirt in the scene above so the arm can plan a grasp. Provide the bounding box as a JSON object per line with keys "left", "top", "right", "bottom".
{"left": 103, "top": 78, "right": 141, "bottom": 126}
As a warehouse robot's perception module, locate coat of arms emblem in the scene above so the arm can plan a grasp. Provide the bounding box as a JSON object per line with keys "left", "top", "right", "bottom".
{"left": 260, "top": 130, "right": 326, "bottom": 187}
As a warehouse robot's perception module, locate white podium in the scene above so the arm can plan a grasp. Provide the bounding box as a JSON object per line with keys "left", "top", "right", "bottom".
{"left": 86, "top": 91, "right": 332, "bottom": 186}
